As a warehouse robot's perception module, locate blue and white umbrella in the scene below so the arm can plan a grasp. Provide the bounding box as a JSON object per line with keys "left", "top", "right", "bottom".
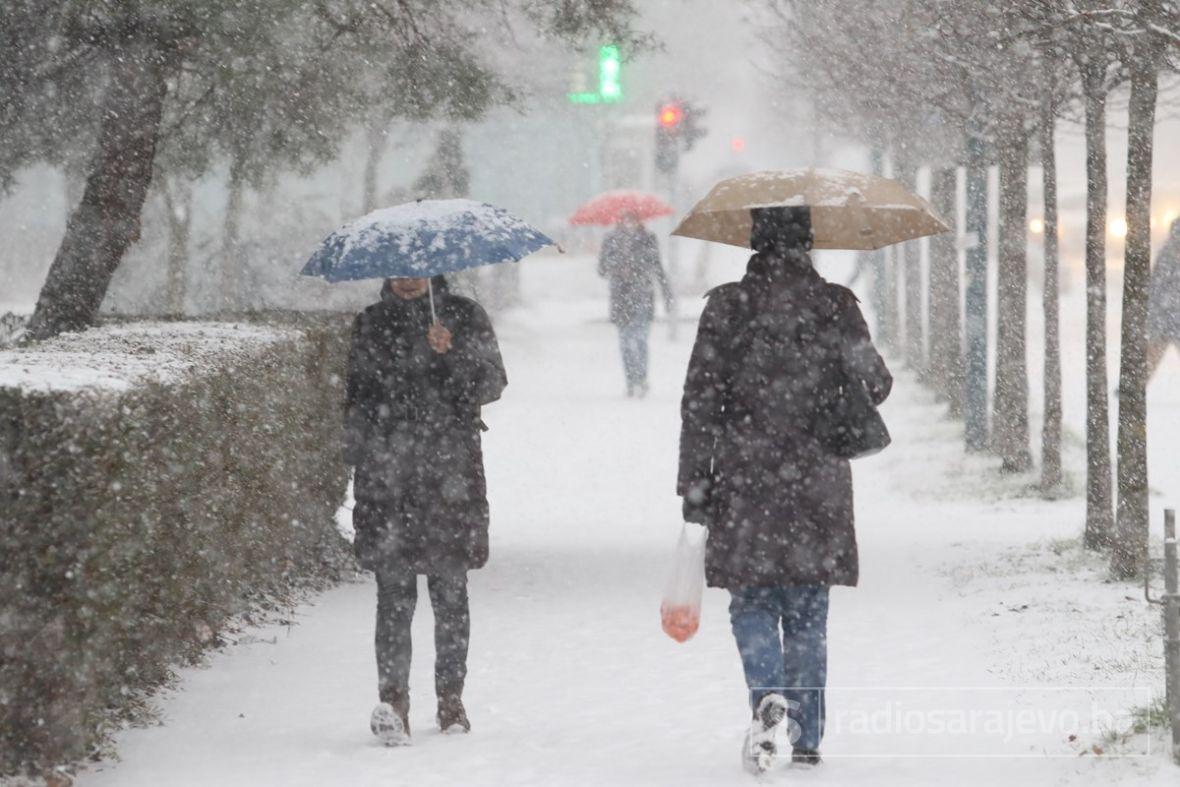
{"left": 302, "top": 199, "right": 555, "bottom": 321}
{"left": 302, "top": 198, "right": 554, "bottom": 280}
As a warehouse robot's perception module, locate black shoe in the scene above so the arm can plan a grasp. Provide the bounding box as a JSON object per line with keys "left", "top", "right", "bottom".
{"left": 437, "top": 696, "right": 471, "bottom": 733}
{"left": 791, "top": 748, "right": 822, "bottom": 768}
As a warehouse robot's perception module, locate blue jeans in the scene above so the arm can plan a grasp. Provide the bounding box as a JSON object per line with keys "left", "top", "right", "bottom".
{"left": 728, "top": 585, "right": 829, "bottom": 752}
{"left": 617, "top": 321, "right": 650, "bottom": 388}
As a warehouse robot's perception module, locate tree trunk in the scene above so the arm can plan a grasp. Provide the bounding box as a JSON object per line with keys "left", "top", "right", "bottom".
{"left": 964, "top": 134, "right": 990, "bottom": 450}
{"left": 1081, "top": 58, "right": 1114, "bottom": 550}
{"left": 161, "top": 178, "right": 193, "bottom": 315}
{"left": 928, "top": 167, "right": 963, "bottom": 416}
{"left": 879, "top": 244, "right": 899, "bottom": 353}
{"left": 26, "top": 50, "right": 168, "bottom": 340}
{"left": 362, "top": 119, "right": 387, "bottom": 213}
{"left": 992, "top": 116, "right": 1032, "bottom": 473}
{"left": 1110, "top": 51, "right": 1159, "bottom": 580}
{"left": 1040, "top": 73, "right": 1063, "bottom": 495}
{"left": 899, "top": 163, "right": 924, "bottom": 373}
{"left": 221, "top": 156, "right": 246, "bottom": 312}
{"left": 869, "top": 148, "right": 891, "bottom": 341}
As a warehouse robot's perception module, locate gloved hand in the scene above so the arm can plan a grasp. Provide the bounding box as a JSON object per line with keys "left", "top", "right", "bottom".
{"left": 681, "top": 477, "right": 713, "bottom": 526}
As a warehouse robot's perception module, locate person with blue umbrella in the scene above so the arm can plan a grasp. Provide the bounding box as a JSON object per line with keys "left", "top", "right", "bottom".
{"left": 304, "top": 199, "right": 553, "bottom": 745}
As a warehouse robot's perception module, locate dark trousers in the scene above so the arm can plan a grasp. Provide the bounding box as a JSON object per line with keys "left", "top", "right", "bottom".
{"left": 728, "top": 585, "right": 829, "bottom": 752}
{"left": 375, "top": 569, "right": 470, "bottom": 703}
{"left": 617, "top": 321, "right": 651, "bottom": 387}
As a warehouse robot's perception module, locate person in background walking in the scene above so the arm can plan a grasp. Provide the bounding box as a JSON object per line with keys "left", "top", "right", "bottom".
{"left": 344, "top": 275, "right": 506, "bottom": 746}
{"left": 1148, "top": 218, "right": 1180, "bottom": 381}
{"left": 677, "top": 206, "right": 892, "bottom": 773}
{"left": 598, "top": 210, "right": 674, "bottom": 397}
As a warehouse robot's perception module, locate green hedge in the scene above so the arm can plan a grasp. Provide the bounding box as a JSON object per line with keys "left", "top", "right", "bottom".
{"left": 0, "top": 315, "right": 354, "bottom": 775}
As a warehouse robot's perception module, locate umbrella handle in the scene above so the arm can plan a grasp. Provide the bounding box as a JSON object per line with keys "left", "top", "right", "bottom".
{"left": 428, "top": 278, "right": 438, "bottom": 324}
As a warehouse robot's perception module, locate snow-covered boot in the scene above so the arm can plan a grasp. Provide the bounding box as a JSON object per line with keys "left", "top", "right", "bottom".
{"left": 436, "top": 695, "right": 471, "bottom": 734}
{"left": 371, "top": 690, "right": 411, "bottom": 746}
{"left": 791, "top": 748, "right": 822, "bottom": 768}
{"left": 741, "top": 693, "right": 788, "bottom": 775}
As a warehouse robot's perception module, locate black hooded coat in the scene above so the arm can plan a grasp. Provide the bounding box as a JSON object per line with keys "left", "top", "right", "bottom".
{"left": 345, "top": 278, "right": 507, "bottom": 573}
{"left": 677, "top": 208, "right": 892, "bottom": 589}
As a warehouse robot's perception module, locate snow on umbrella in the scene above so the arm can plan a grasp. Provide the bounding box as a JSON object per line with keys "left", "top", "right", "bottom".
{"left": 568, "top": 190, "right": 674, "bottom": 226}
{"left": 671, "top": 168, "right": 949, "bottom": 251}
{"left": 302, "top": 198, "right": 555, "bottom": 282}
{"left": 302, "top": 198, "right": 555, "bottom": 322}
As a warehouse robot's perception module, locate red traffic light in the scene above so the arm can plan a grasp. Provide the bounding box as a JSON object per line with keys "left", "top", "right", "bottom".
{"left": 658, "top": 103, "right": 683, "bottom": 129}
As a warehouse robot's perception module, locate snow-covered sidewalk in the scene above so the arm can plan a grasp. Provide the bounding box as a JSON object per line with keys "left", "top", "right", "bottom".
{"left": 78, "top": 257, "right": 1176, "bottom": 786}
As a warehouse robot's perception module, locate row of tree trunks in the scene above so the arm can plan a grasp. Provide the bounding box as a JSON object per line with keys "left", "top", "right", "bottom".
{"left": 25, "top": 49, "right": 169, "bottom": 341}
{"left": 992, "top": 116, "right": 1032, "bottom": 473}
{"left": 926, "top": 167, "right": 962, "bottom": 415}
{"left": 1111, "top": 43, "right": 1161, "bottom": 579}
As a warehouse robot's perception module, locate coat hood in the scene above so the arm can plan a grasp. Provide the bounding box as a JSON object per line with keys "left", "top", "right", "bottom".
{"left": 750, "top": 206, "right": 813, "bottom": 254}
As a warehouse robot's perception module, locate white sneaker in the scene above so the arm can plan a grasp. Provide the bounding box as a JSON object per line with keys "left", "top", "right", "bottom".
{"left": 741, "top": 694, "right": 788, "bottom": 775}
{"left": 370, "top": 702, "right": 411, "bottom": 746}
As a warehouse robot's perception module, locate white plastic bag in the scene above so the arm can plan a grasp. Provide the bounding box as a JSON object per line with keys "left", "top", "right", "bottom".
{"left": 660, "top": 523, "right": 707, "bottom": 643}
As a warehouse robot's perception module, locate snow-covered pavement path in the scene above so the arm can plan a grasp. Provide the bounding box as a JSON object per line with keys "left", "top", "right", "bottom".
{"left": 79, "top": 257, "right": 1176, "bottom": 786}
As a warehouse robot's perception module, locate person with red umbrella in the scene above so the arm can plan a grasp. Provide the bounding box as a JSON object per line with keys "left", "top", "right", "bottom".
{"left": 571, "top": 191, "right": 676, "bottom": 397}
{"left": 597, "top": 209, "right": 675, "bottom": 397}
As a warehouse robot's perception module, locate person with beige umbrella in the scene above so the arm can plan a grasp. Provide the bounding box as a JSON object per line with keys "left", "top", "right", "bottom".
{"left": 673, "top": 169, "right": 948, "bottom": 774}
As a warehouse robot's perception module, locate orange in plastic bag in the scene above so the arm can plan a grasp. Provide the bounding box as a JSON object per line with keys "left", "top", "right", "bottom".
{"left": 660, "top": 524, "right": 706, "bottom": 643}
{"left": 660, "top": 602, "right": 701, "bottom": 643}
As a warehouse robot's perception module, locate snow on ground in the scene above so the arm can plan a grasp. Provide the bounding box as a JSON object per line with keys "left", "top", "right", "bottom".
{"left": 0, "top": 321, "right": 297, "bottom": 393}
{"left": 76, "top": 255, "right": 1178, "bottom": 786}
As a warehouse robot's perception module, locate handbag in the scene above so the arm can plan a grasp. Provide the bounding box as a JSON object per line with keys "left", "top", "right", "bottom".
{"left": 811, "top": 358, "right": 891, "bottom": 459}
{"left": 725, "top": 282, "right": 891, "bottom": 461}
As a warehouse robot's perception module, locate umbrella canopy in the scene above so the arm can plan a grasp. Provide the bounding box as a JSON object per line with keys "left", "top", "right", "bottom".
{"left": 671, "top": 168, "right": 949, "bottom": 251}
{"left": 302, "top": 198, "right": 555, "bottom": 282}
{"left": 568, "top": 190, "right": 674, "bottom": 226}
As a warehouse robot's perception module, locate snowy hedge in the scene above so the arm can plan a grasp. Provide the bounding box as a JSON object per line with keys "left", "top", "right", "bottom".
{"left": 0, "top": 316, "right": 353, "bottom": 775}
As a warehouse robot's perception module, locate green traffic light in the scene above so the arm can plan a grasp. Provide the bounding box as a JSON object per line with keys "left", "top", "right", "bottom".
{"left": 568, "top": 45, "right": 622, "bottom": 105}
{"left": 598, "top": 45, "right": 622, "bottom": 102}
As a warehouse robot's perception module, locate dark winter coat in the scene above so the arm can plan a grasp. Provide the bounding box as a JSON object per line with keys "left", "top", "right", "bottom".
{"left": 1149, "top": 228, "right": 1180, "bottom": 341}
{"left": 345, "top": 279, "right": 507, "bottom": 573}
{"left": 598, "top": 226, "right": 673, "bottom": 326}
{"left": 677, "top": 252, "right": 892, "bottom": 589}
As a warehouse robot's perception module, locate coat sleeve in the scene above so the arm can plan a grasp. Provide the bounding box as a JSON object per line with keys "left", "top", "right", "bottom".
{"left": 597, "top": 237, "right": 611, "bottom": 278}
{"left": 677, "top": 290, "right": 736, "bottom": 495}
{"left": 835, "top": 289, "right": 892, "bottom": 406}
{"left": 444, "top": 301, "right": 507, "bottom": 410}
{"left": 649, "top": 234, "right": 674, "bottom": 306}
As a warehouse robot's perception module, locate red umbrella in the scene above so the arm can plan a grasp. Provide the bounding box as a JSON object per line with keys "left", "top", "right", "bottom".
{"left": 568, "top": 190, "right": 674, "bottom": 226}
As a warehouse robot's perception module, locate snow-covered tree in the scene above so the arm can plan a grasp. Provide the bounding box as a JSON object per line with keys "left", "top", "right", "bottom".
{"left": 2, "top": 0, "right": 645, "bottom": 339}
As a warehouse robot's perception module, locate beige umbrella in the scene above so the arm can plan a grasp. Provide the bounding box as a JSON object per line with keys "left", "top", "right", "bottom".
{"left": 671, "top": 168, "right": 950, "bottom": 251}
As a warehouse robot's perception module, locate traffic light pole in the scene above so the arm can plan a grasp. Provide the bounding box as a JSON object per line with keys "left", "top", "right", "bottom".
{"left": 661, "top": 164, "right": 680, "bottom": 341}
